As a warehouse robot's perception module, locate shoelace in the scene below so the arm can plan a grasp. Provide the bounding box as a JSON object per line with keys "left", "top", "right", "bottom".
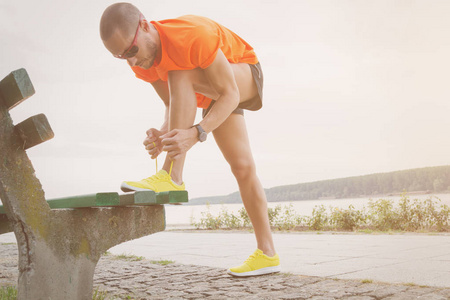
{"left": 244, "top": 251, "right": 261, "bottom": 264}
{"left": 153, "top": 142, "right": 173, "bottom": 176}
{"left": 143, "top": 170, "right": 171, "bottom": 184}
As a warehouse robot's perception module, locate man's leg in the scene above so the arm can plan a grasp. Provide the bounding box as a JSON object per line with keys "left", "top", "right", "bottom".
{"left": 120, "top": 72, "right": 197, "bottom": 192}
{"left": 161, "top": 70, "right": 198, "bottom": 184}
{"left": 160, "top": 61, "right": 256, "bottom": 184}
{"left": 212, "top": 113, "right": 276, "bottom": 257}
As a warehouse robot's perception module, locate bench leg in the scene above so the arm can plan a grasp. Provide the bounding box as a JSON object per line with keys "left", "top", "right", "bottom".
{"left": 13, "top": 206, "right": 165, "bottom": 300}
{"left": 18, "top": 240, "right": 97, "bottom": 300}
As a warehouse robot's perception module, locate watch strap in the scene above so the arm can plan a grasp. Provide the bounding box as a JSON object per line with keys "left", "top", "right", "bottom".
{"left": 194, "top": 124, "right": 207, "bottom": 142}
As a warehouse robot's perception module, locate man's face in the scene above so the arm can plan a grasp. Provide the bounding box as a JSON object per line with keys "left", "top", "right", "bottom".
{"left": 103, "top": 20, "right": 158, "bottom": 70}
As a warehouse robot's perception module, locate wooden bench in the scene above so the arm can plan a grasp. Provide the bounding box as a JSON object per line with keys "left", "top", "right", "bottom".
{"left": 0, "top": 68, "right": 187, "bottom": 300}
{"left": 0, "top": 190, "right": 187, "bottom": 218}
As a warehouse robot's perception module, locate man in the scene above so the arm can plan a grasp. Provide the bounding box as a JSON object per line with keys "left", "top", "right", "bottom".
{"left": 100, "top": 2, "right": 280, "bottom": 277}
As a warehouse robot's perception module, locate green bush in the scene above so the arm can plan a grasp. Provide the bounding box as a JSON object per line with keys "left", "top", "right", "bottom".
{"left": 367, "top": 199, "right": 401, "bottom": 231}
{"left": 192, "top": 196, "right": 450, "bottom": 232}
{"left": 267, "top": 205, "right": 281, "bottom": 226}
{"left": 192, "top": 204, "right": 223, "bottom": 229}
{"left": 220, "top": 207, "right": 243, "bottom": 229}
{"left": 396, "top": 196, "right": 423, "bottom": 231}
{"left": 239, "top": 207, "right": 251, "bottom": 228}
{"left": 423, "top": 197, "right": 450, "bottom": 231}
{"left": 269, "top": 204, "right": 303, "bottom": 230}
{"left": 192, "top": 204, "right": 247, "bottom": 230}
{"left": 305, "top": 205, "right": 329, "bottom": 230}
{"left": 329, "top": 205, "right": 366, "bottom": 231}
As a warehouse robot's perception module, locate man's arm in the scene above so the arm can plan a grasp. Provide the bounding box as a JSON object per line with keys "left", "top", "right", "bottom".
{"left": 198, "top": 49, "right": 240, "bottom": 134}
{"left": 151, "top": 80, "right": 170, "bottom": 133}
{"left": 160, "top": 49, "right": 240, "bottom": 160}
{"left": 143, "top": 80, "right": 170, "bottom": 159}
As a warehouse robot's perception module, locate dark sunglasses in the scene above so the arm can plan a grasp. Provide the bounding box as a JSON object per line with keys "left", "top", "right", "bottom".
{"left": 114, "top": 13, "right": 144, "bottom": 59}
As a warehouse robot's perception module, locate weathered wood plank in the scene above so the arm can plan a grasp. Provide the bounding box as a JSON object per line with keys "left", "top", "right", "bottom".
{"left": 0, "top": 190, "right": 188, "bottom": 214}
{"left": 0, "top": 192, "right": 154, "bottom": 213}
{"left": 0, "top": 68, "right": 35, "bottom": 110}
{"left": 118, "top": 191, "right": 157, "bottom": 205}
{"left": 15, "top": 114, "right": 54, "bottom": 149}
{"left": 118, "top": 193, "right": 136, "bottom": 206}
{"left": 134, "top": 191, "right": 158, "bottom": 204}
{"left": 131, "top": 191, "right": 189, "bottom": 205}
{"left": 46, "top": 193, "right": 120, "bottom": 209}
{"left": 156, "top": 191, "right": 189, "bottom": 204}
{"left": 0, "top": 192, "right": 124, "bottom": 213}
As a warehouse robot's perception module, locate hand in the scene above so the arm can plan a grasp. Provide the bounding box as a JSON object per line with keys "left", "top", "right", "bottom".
{"left": 143, "top": 128, "right": 165, "bottom": 159}
{"left": 160, "top": 127, "right": 198, "bottom": 161}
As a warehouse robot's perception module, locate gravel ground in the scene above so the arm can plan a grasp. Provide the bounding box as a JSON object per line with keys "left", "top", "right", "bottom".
{"left": 1, "top": 243, "right": 449, "bottom": 299}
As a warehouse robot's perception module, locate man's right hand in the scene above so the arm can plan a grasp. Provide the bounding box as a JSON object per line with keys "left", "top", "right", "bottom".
{"left": 144, "top": 128, "right": 165, "bottom": 159}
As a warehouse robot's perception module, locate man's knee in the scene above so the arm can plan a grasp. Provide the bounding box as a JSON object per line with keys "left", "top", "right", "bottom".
{"left": 230, "top": 158, "right": 256, "bottom": 182}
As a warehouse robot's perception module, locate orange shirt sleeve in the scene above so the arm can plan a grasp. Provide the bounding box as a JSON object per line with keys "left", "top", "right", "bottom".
{"left": 188, "top": 24, "right": 223, "bottom": 69}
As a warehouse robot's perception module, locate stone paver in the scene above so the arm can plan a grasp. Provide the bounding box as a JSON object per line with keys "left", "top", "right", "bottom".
{"left": 1, "top": 243, "right": 449, "bottom": 299}
{"left": 104, "top": 230, "right": 450, "bottom": 288}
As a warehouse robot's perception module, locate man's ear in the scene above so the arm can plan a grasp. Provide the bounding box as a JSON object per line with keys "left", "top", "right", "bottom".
{"left": 141, "top": 19, "right": 151, "bottom": 32}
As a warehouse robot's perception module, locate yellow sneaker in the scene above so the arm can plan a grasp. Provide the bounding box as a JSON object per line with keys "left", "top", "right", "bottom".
{"left": 120, "top": 170, "right": 185, "bottom": 193}
{"left": 227, "top": 249, "right": 281, "bottom": 277}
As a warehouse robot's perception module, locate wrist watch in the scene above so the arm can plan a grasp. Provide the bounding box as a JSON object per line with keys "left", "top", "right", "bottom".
{"left": 193, "top": 124, "right": 207, "bottom": 142}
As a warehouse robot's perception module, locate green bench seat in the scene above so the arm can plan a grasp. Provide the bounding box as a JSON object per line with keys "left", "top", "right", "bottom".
{"left": 0, "top": 190, "right": 188, "bottom": 214}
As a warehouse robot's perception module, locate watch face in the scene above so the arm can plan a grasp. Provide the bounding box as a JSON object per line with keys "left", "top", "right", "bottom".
{"left": 199, "top": 131, "right": 207, "bottom": 142}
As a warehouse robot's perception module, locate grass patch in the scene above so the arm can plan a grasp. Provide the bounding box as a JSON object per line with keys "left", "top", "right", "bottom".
{"left": 92, "top": 287, "right": 135, "bottom": 300}
{"left": 279, "top": 272, "right": 294, "bottom": 277}
{"left": 357, "top": 229, "right": 374, "bottom": 234}
{"left": 0, "top": 286, "right": 17, "bottom": 300}
{"left": 361, "top": 279, "right": 373, "bottom": 284}
{"left": 1, "top": 243, "right": 15, "bottom": 246}
{"left": 404, "top": 282, "right": 417, "bottom": 286}
{"left": 150, "top": 259, "right": 174, "bottom": 266}
{"left": 192, "top": 194, "right": 450, "bottom": 233}
{"left": 113, "top": 254, "right": 144, "bottom": 261}
{"left": 0, "top": 285, "right": 136, "bottom": 300}
{"left": 92, "top": 287, "right": 109, "bottom": 300}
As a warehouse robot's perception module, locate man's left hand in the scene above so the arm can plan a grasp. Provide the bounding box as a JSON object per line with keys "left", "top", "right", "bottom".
{"left": 160, "top": 127, "right": 198, "bottom": 160}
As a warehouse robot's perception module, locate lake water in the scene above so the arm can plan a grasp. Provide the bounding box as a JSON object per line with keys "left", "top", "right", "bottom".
{"left": 165, "top": 193, "right": 450, "bottom": 229}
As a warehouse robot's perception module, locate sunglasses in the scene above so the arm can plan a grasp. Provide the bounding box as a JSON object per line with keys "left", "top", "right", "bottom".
{"left": 114, "top": 13, "right": 144, "bottom": 59}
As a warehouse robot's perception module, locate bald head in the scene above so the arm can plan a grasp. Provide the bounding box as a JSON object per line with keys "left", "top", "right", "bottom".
{"left": 100, "top": 2, "right": 142, "bottom": 42}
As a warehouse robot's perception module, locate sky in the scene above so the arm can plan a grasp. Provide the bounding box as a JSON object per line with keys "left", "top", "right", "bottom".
{"left": 1, "top": 0, "right": 450, "bottom": 201}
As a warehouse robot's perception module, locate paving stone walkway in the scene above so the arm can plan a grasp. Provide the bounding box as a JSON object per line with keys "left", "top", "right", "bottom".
{"left": 1, "top": 244, "right": 450, "bottom": 299}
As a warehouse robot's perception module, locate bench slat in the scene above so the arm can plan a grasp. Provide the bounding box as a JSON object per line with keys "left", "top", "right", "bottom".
{"left": 15, "top": 114, "right": 55, "bottom": 150}
{"left": 0, "top": 68, "right": 35, "bottom": 110}
{"left": 0, "top": 191, "right": 189, "bottom": 214}
{"left": 118, "top": 191, "right": 157, "bottom": 205}
{"left": 133, "top": 191, "right": 158, "bottom": 204}
{"left": 157, "top": 191, "right": 189, "bottom": 204}
{"left": 47, "top": 193, "right": 120, "bottom": 209}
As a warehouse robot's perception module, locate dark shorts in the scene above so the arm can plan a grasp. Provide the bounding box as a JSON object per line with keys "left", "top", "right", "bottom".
{"left": 202, "top": 62, "right": 264, "bottom": 118}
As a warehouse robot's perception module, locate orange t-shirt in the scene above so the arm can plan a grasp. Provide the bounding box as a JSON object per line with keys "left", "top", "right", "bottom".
{"left": 131, "top": 15, "right": 258, "bottom": 109}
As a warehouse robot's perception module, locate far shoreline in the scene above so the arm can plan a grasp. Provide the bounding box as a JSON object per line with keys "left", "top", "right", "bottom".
{"left": 185, "top": 190, "right": 450, "bottom": 206}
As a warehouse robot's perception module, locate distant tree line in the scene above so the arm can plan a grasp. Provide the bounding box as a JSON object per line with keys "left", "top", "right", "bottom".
{"left": 189, "top": 166, "right": 450, "bottom": 205}
{"left": 265, "top": 165, "right": 450, "bottom": 202}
